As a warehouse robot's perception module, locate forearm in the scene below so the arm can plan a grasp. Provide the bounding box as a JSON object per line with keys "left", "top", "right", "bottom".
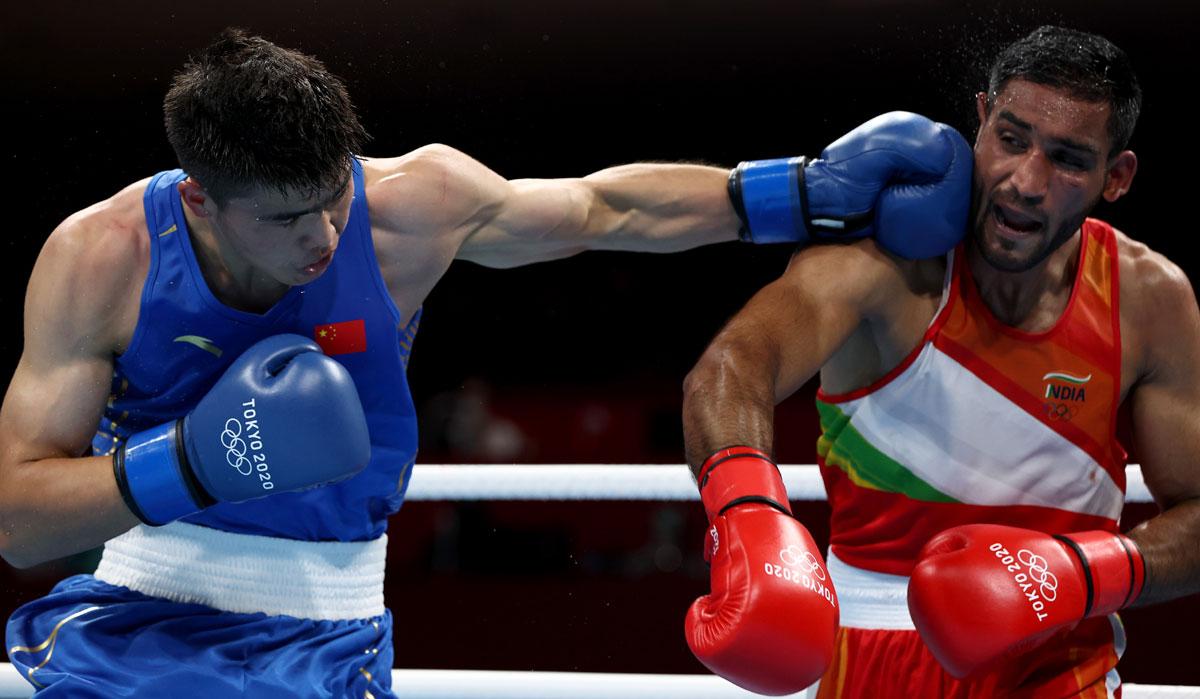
{"left": 1126, "top": 497, "right": 1200, "bottom": 606}
{"left": 682, "top": 342, "right": 777, "bottom": 476}
{"left": 682, "top": 254, "right": 860, "bottom": 472}
{"left": 0, "top": 454, "right": 138, "bottom": 568}
{"left": 583, "top": 164, "right": 740, "bottom": 251}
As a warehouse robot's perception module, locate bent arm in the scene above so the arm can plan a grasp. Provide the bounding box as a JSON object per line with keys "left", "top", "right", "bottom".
{"left": 1125, "top": 262, "right": 1200, "bottom": 606}
{"left": 682, "top": 241, "right": 900, "bottom": 473}
{"left": 0, "top": 216, "right": 143, "bottom": 568}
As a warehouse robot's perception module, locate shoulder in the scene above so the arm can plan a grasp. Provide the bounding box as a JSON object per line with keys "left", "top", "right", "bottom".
{"left": 358, "top": 148, "right": 503, "bottom": 310}
{"left": 781, "top": 238, "right": 945, "bottom": 319}
{"left": 1114, "top": 227, "right": 1199, "bottom": 381}
{"left": 361, "top": 144, "right": 505, "bottom": 237}
{"left": 31, "top": 178, "right": 152, "bottom": 352}
{"left": 1116, "top": 228, "right": 1194, "bottom": 321}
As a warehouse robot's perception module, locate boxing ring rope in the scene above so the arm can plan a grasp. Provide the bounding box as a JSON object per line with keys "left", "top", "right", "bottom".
{"left": 0, "top": 665, "right": 1195, "bottom": 698}
{"left": 2, "top": 464, "right": 1191, "bottom": 698}
{"left": 400, "top": 463, "right": 1157, "bottom": 503}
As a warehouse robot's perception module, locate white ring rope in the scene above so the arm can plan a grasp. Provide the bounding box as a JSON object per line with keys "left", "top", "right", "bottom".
{"left": 405, "top": 464, "right": 1155, "bottom": 504}
{"left": 0, "top": 465, "right": 1176, "bottom": 698}
{"left": 0, "top": 665, "right": 1194, "bottom": 698}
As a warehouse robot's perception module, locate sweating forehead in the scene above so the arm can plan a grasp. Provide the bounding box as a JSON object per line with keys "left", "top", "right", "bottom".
{"left": 222, "top": 174, "right": 350, "bottom": 211}
{"left": 990, "top": 79, "right": 1114, "bottom": 155}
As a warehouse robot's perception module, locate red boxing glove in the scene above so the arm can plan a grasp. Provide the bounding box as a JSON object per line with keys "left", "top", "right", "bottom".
{"left": 908, "top": 524, "right": 1146, "bottom": 678}
{"left": 685, "top": 447, "right": 839, "bottom": 695}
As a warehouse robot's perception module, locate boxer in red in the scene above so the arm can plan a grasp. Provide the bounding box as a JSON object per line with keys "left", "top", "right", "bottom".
{"left": 683, "top": 26, "right": 1198, "bottom": 697}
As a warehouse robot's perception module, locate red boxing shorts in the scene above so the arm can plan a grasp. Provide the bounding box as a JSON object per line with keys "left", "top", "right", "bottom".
{"left": 812, "top": 552, "right": 1124, "bottom": 699}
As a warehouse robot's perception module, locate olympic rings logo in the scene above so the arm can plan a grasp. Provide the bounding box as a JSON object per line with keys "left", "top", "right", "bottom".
{"left": 780, "top": 545, "right": 826, "bottom": 581}
{"left": 221, "top": 418, "right": 253, "bottom": 476}
{"left": 1018, "top": 549, "right": 1059, "bottom": 602}
{"left": 1043, "top": 401, "right": 1078, "bottom": 422}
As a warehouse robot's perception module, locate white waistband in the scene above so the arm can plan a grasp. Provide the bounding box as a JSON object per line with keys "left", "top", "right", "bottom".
{"left": 94, "top": 521, "right": 387, "bottom": 621}
{"left": 827, "top": 551, "right": 914, "bottom": 630}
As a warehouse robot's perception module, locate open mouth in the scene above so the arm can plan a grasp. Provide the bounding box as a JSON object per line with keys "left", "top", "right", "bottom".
{"left": 302, "top": 250, "right": 334, "bottom": 275}
{"left": 992, "top": 204, "right": 1044, "bottom": 235}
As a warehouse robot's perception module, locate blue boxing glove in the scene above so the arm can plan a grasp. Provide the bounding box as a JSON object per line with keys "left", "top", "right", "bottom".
{"left": 112, "top": 334, "right": 371, "bottom": 525}
{"left": 730, "top": 111, "right": 972, "bottom": 259}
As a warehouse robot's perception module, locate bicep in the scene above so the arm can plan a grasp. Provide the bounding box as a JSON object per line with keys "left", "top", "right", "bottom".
{"left": 0, "top": 233, "right": 120, "bottom": 464}
{"left": 1131, "top": 369, "right": 1200, "bottom": 511}
{"left": 1130, "top": 274, "right": 1200, "bottom": 508}
{"left": 371, "top": 145, "right": 593, "bottom": 269}
{"left": 0, "top": 354, "right": 113, "bottom": 462}
{"left": 455, "top": 177, "right": 594, "bottom": 268}
{"left": 710, "top": 241, "right": 896, "bottom": 402}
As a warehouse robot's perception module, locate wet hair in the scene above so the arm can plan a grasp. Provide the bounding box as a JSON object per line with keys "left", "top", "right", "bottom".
{"left": 163, "top": 28, "right": 369, "bottom": 204}
{"left": 985, "top": 26, "right": 1141, "bottom": 155}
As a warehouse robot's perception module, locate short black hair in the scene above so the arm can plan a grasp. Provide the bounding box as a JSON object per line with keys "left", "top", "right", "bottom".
{"left": 986, "top": 26, "right": 1141, "bottom": 155}
{"left": 163, "top": 28, "right": 369, "bottom": 204}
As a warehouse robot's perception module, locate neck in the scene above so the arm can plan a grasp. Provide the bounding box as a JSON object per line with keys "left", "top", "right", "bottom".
{"left": 181, "top": 202, "right": 289, "bottom": 314}
{"left": 966, "top": 230, "right": 1083, "bottom": 331}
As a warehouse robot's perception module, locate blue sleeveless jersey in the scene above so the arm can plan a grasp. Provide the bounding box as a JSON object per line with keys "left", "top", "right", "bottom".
{"left": 90, "top": 158, "right": 419, "bottom": 542}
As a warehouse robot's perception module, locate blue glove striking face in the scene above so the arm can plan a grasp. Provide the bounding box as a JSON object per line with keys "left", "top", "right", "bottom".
{"left": 732, "top": 111, "right": 974, "bottom": 259}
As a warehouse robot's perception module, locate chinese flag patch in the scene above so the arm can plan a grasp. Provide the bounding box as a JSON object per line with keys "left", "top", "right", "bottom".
{"left": 314, "top": 319, "right": 367, "bottom": 355}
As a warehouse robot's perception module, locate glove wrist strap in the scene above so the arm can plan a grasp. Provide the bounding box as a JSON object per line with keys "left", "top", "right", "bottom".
{"left": 732, "top": 157, "right": 811, "bottom": 244}
{"left": 697, "top": 446, "right": 792, "bottom": 521}
{"left": 1056, "top": 530, "right": 1146, "bottom": 618}
{"left": 117, "top": 420, "right": 210, "bottom": 526}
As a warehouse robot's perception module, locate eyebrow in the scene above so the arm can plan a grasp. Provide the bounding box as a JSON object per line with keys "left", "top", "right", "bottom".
{"left": 997, "top": 110, "right": 1101, "bottom": 157}
{"left": 256, "top": 175, "right": 352, "bottom": 223}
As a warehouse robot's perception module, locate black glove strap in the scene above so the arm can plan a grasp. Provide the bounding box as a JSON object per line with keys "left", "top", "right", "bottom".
{"left": 727, "top": 167, "right": 751, "bottom": 242}
{"left": 698, "top": 449, "right": 776, "bottom": 491}
{"left": 112, "top": 445, "right": 153, "bottom": 525}
{"left": 717, "top": 495, "right": 793, "bottom": 518}
{"left": 175, "top": 419, "right": 217, "bottom": 509}
{"left": 1054, "top": 534, "right": 1096, "bottom": 618}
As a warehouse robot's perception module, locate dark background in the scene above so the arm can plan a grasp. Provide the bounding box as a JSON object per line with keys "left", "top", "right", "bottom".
{"left": 2, "top": 0, "right": 1197, "bottom": 688}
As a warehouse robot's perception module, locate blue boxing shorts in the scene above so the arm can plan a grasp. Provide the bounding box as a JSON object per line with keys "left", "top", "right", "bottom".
{"left": 6, "top": 522, "right": 394, "bottom": 698}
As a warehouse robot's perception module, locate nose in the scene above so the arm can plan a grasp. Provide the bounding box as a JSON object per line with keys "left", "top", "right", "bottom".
{"left": 1008, "top": 150, "right": 1050, "bottom": 205}
{"left": 304, "top": 210, "right": 342, "bottom": 253}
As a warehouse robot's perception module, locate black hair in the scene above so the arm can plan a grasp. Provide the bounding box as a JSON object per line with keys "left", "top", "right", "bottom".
{"left": 163, "top": 28, "right": 369, "bottom": 204}
{"left": 986, "top": 26, "right": 1141, "bottom": 154}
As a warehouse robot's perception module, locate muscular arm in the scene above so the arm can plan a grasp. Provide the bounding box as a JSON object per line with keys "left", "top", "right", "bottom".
{"left": 681, "top": 241, "right": 904, "bottom": 474}
{"left": 0, "top": 203, "right": 144, "bottom": 568}
{"left": 1123, "top": 256, "right": 1200, "bottom": 606}
{"left": 372, "top": 145, "right": 740, "bottom": 269}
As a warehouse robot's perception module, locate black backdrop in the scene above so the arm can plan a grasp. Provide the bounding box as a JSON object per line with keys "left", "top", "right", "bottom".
{"left": 3, "top": 0, "right": 1192, "bottom": 398}
{"left": 3, "top": 0, "right": 1198, "bottom": 686}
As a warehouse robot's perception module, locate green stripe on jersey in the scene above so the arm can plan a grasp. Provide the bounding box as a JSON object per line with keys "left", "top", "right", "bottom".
{"left": 816, "top": 399, "right": 959, "bottom": 504}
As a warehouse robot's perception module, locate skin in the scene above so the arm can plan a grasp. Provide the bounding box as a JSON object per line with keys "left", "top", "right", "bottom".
{"left": 0, "top": 143, "right": 739, "bottom": 568}
{"left": 683, "top": 79, "right": 1200, "bottom": 606}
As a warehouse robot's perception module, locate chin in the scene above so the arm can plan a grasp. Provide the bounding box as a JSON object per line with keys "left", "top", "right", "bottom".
{"left": 974, "top": 225, "right": 1045, "bottom": 273}
{"left": 274, "top": 269, "right": 308, "bottom": 287}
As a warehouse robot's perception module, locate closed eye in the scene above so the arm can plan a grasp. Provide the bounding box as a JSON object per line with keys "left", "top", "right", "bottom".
{"left": 998, "top": 131, "right": 1025, "bottom": 150}
{"left": 1052, "top": 151, "right": 1092, "bottom": 171}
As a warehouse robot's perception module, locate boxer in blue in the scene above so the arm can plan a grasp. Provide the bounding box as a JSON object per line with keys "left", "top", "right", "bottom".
{"left": 1, "top": 28, "right": 971, "bottom": 698}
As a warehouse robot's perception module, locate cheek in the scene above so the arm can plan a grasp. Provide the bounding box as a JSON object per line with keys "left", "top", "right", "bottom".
{"left": 296, "top": 218, "right": 333, "bottom": 243}
{"left": 333, "top": 201, "right": 353, "bottom": 230}
{"left": 1050, "top": 176, "right": 1098, "bottom": 214}
{"left": 972, "top": 145, "right": 1008, "bottom": 189}
{"left": 242, "top": 227, "right": 292, "bottom": 257}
